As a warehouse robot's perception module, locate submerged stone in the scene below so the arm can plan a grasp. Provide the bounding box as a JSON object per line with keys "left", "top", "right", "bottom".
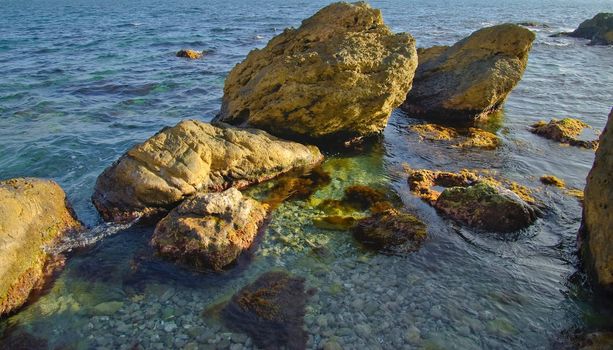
{"left": 580, "top": 108, "right": 613, "bottom": 291}
{"left": 409, "top": 123, "right": 500, "bottom": 149}
{"left": 402, "top": 24, "right": 535, "bottom": 121}
{"left": 530, "top": 118, "right": 599, "bottom": 149}
{"left": 176, "top": 49, "right": 203, "bottom": 59}
{"left": 0, "top": 178, "right": 83, "bottom": 316}
{"left": 435, "top": 182, "right": 538, "bottom": 232}
{"left": 353, "top": 209, "right": 427, "bottom": 254}
{"left": 263, "top": 167, "right": 331, "bottom": 209}
{"left": 409, "top": 123, "right": 458, "bottom": 141}
{"left": 221, "top": 271, "right": 308, "bottom": 350}
{"left": 92, "top": 120, "right": 322, "bottom": 222}
{"left": 215, "top": 2, "right": 418, "bottom": 144}
{"left": 454, "top": 128, "right": 500, "bottom": 149}
{"left": 540, "top": 175, "right": 565, "bottom": 187}
{"left": 312, "top": 216, "right": 358, "bottom": 231}
{"left": 151, "top": 188, "right": 268, "bottom": 271}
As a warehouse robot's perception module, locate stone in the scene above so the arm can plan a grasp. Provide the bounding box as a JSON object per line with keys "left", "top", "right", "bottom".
{"left": 353, "top": 209, "right": 427, "bottom": 253}
{"left": 91, "top": 301, "right": 124, "bottom": 316}
{"left": 435, "top": 182, "right": 538, "bottom": 232}
{"left": 530, "top": 118, "right": 599, "bottom": 149}
{"left": 540, "top": 175, "right": 565, "bottom": 187}
{"left": 454, "top": 128, "right": 500, "bottom": 149}
{"left": 215, "top": 2, "right": 417, "bottom": 144}
{"left": 409, "top": 124, "right": 499, "bottom": 149}
{"left": 221, "top": 271, "right": 308, "bottom": 350}
{"left": 567, "top": 13, "right": 613, "bottom": 45}
{"left": 0, "top": 178, "right": 83, "bottom": 316}
{"left": 402, "top": 24, "right": 535, "bottom": 121}
{"left": 176, "top": 49, "right": 203, "bottom": 59}
{"left": 407, "top": 168, "right": 479, "bottom": 204}
{"left": 580, "top": 108, "right": 613, "bottom": 291}
{"left": 92, "top": 120, "right": 322, "bottom": 222}
{"left": 151, "top": 188, "right": 268, "bottom": 271}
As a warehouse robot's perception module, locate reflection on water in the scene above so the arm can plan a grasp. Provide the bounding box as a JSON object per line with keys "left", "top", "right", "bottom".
{"left": 1, "top": 0, "right": 613, "bottom": 348}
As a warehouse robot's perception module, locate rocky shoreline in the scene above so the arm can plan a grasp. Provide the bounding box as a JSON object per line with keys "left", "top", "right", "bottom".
{"left": 1, "top": 2, "right": 611, "bottom": 349}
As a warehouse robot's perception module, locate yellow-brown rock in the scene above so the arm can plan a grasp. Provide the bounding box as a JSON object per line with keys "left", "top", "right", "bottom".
{"left": 92, "top": 120, "right": 323, "bottom": 222}
{"left": 530, "top": 118, "right": 599, "bottom": 149}
{"left": 580, "top": 108, "right": 613, "bottom": 290}
{"left": 151, "top": 188, "right": 267, "bottom": 271}
{"left": 176, "top": 49, "right": 203, "bottom": 59}
{"left": 0, "top": 178, "right": 83, "bottom": 316}
{"left": 216, "top": 2, "right": 418, "bottom": 144}
{"left": 402, "top": 24, "right": 535, "bottom": 121}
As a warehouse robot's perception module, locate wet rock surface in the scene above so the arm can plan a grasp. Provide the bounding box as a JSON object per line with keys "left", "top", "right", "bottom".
{"left": 353, "top": 209, "right": 427, "bottom": 254}
{"left": 409, "top": 123, "right": 500, "bottom": 149}
{"left": 176, "top": 49, "right": 203, "bottom": 59}
{"left": 92, "top": 120, "right": 322, "bottom": 222}
{"left": 221, "top": 271, "right": 309, "bottom": 350}
{"left": 402, "top": 24, "right": 535, "bottom": 121}
{"left": 151, "top": 188, "right": 268, "bottom": 271}
{"left": 0, "top": 178, "right": 83, "bottom": 316}
{"left": 530, "top": 118, "right": 599, "bottom": 149}
{"left": 215, "top": 2, "right": 417, "bottom": 144}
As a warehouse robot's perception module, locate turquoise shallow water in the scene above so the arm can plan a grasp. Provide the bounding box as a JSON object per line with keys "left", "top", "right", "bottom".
{"left": 1, "top": 0, "right": 613, "bottom": 349}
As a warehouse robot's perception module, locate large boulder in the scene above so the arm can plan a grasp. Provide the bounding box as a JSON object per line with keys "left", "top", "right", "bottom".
{"left": 580, "top": 108, "right": 613, "bottom": 291}
{"left": 215, "top": 2, "right": 418, "bottom": 144}
{"left": 0, "top": 178, "right": 83, "bottom": 316}
{"left": 402, "top": 24, "right": 535, "bottom": 121}
{"left": 567, "top": 13, "right": 613, "bottom": 45}
{"left": 151, "top": 188, "right": 267, "bottom": 271}
{"left": 435, "top": 182, "right": 538, "bottom": 232}
{"left": 92, "top": 120, "right": 322, "bottom": 222}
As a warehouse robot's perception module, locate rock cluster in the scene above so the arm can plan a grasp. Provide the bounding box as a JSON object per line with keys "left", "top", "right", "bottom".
{"left": 402, "top": 24, "right": 535, "bottom": 121}
{"left": 0, "top": 178, "right": 83, "bottom": 316}
{"left": 92, "top": 120, "right": 322, "bottom": 222}
{"left": 151, "top": 188, "right": 268, "bottom": 271}
{"left": 580, "top": 108, "right": 613, "bottom": 290}
{"left": 215, "top": 2, "right": 418, "bottom": 144}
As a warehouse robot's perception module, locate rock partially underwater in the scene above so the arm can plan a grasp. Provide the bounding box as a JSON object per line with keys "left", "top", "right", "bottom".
{"left": 92, "top": 120, "right": 322, "bottom": 222}
{"left": 0, "top": 178, "right": 83, "bottom": 316}
{"left": 580, "top": 108, "right": 613, "bottom": 291}
{"left": 353, "top": 209, "right": 427, "bottom": 254}
{"left": 530, "top": 118, "right": 599, "bottom": 149}
{"left": 558, "top": 13, "right": 613, "bottom": 45}
{"left": 409, "top": 123, "right": 500, "bottom": 149}
{"left": 216, "top": 2, "right": 418, "bottom": 145}
{"left": 176, "top": 49, "right": 203, "bottom": 59}
{"left": 406, "top": 169, "right": 538, "bottom": 232}
{"left": 221, "top": 271, "right": 309, "bottom": 350}
{"left": 402, "top": 24, "right": 535, "bottom": 121}
{"left": 151, "top": 188, "right": 268, "bottom": 271}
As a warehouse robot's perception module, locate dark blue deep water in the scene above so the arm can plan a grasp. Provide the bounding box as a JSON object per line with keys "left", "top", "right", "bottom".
{"left": 1, "top": 0, "right": 612, "bottom": 349}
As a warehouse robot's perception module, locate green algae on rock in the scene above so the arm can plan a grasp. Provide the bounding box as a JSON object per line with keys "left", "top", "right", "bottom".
{"left": 530, "top": 118, "right": 599, "bottom": 149}
{"left": 0, "top": 178, "right": 83, "bottom": 316}
{"left": 92, "top": 120, "right": 322, "bottom": 222}
{"left": 151, "top": 188, "right": 268, "bottom": 271}
{"left": 221, "top": 271, "right": 309, "bottom": 350}
{"left": 566, "top": 13, "right": 613, "bottom": 45}
{"left": 435, "top": 182, "right": 538, "bottom": 232}
{"left": 540, "top": 175, "right": 565, "bottom": 187}
{"left": 353, "top": 209, "right": 427, "bottom": 254}
{"left": 402, "top": 24, "right": 535, "bottom": 121}
{"left": 215, "top": 2, "right": 418, "bottom": 145}
{"left": 580, "top": 108, "right": 613, "bottom": 291}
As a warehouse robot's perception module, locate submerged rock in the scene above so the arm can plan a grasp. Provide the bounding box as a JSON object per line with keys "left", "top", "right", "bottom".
{"left": 0, "top": 178, "right": 83, "bottom": 316}
{"left": 353, "top": 209, "right": 427, "bottom": 254}
{"left": 540, "top": 175, "right": 565, "bottom": 187}
{"left": 92, "top": 120, "right": 322, "bottom": 222}
{"left": 409, "top": 123, "right": 500, "bottom": 149}
{"left": 407, "top": 168, "right": 479, "bottom": 204}
{"left": 580, "top": 108, "right": 613, "bottom": 291}
{"left": 221, "top": 271, "right": 309, "bottom": 350}
{"left": 176, "top": 49, "right": 203, "bottom": 59}
{"left": 215, "top": 2, "right": 418, "bottom": 144}
{"left": 151, "top": 188, "right": 268, "bottom": 271}
{"left": 566, "top": 13, "right": 613, "bottom": 45}
{"left": 530, "top": 118, "right": 599, "bottom": 149}
{"left": 435, "top": 182, "right": 538, "bottom": 232}
{"left": 263, "top": 167, "right": 331, "bottom": 209}
{"left": 402, "top": 24, "right": 535, "bottom": 121}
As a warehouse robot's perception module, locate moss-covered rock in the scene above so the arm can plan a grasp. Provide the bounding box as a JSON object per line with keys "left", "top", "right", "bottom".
{"left": 540, "top": 175, "right": 565, "bottom": 187}
{"left": 407, "top": 168, "right": 479, "bottom": 204}
{"left": 402, "top": 24, "right": 535, "bottom": 121}
{"left": 580, "top": 108, "right": 613, "bottom": 291}
{"left": 409, "top": 124, "right": 499, "bottom": 149}
{"left": 151, "top": 188, "right": 268, "bottom": 271}
{"left": 435, "top": 182, "right": 538, "bottom": 232}
{"left": 215, "top": 2, "right": 418, "bottom": 145}
{"left": 0, "top": 178, "right": 83, "bottom": 316}
{"left": 353, "top": 209, "right": 427, "bottom": 254}
{"left": 530, "top": 118, "right": 598, "bottom": 149}
{"left": 221, "top": 271, "right": 309, "bottom": 350}
{"left": 92, "top": 120, "right": 322, "bottom": 222}
{"left": 409, "top": 124, "right": 458, "bottom": 141}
